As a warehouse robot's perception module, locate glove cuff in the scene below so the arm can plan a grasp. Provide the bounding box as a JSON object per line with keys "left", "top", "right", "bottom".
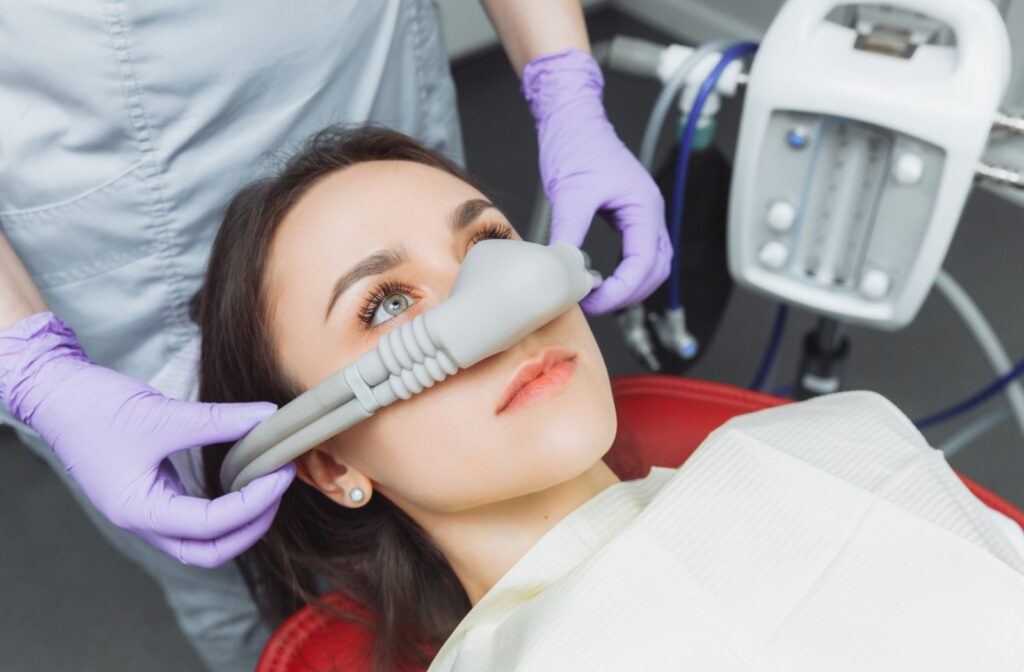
{"left": 0, "top": 311, "right": 90, "bottom": 423}
{"left": 521, "top": 48, "right": 605, "bottom": 123}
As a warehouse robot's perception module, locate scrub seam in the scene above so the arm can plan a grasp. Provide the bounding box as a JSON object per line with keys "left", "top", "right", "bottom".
{"left": 28, "top": 242, "right": 163, "bottom": 289}
{"left": 0, "top": 160, "right": 144, "bottom": 222}
{"left": 102, "top": 1, "right": 191, "bottom": 353}
{"left": 410, "top": 0, "right": 465, "bottom": 165}
{"left": 409, "top": 0, "right": 428, "bottom": 111}
{"left": 411, "top": 0, "right": 443, "bottom": 152}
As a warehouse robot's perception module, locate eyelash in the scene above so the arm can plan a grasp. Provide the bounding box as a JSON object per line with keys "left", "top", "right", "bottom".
{"left": 357, "top": 221, "right": 514, "bottom": 328}
{"left": 468, "top": 221, "right": 513, "bottom": 246}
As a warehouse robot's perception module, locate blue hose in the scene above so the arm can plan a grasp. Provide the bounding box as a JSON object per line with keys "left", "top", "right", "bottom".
{"left": 750, "top": 304, "right": 789, "bottom": 391}
{"left": 771, "top": 359, "right": 1024, "bottom": 418}
{"left": 915, "top": 357, "right": 1024, "bottom": 429}
{"left": 667, "top": 41, "right": 758, "bottom": 310}
{"left": 773, "top": 383, "right": 795, "bottom": 399}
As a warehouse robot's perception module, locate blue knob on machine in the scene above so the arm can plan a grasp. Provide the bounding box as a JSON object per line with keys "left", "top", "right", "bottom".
{"left": 786, "top": 128, "right": 809, "bottom": 149}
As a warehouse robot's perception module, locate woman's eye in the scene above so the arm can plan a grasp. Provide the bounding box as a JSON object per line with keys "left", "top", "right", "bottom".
{"left": 371, "top": 292, "right": 415, "bottom": 326}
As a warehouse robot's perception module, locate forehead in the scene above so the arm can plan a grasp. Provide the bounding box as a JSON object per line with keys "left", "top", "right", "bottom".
{"left": 264, "top": 160, "right": 488, "bottom": 307}
{"left": 278, "top": 160, "right": 482, "bottom": 250}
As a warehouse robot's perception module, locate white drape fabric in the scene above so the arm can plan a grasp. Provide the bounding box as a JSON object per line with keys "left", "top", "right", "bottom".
{"left": 430, "top": 391, "right": 1024, "bottom": 671}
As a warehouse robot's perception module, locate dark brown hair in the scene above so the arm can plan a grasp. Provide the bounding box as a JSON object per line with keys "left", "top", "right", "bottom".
{"left": 195, "top": 125, "right": 477, "bottom": 671}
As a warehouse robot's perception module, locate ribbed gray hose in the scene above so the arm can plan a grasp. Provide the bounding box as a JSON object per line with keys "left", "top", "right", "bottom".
{"left": 232, "top": 331, "right": 462, "bottom": 489}
{"left": 232, "top": 396, "right": 371, "bottom": 491}
{"left": 638, "top": 39, "right": 733, "bottom": 171}
{"left": 221, "top": 372, "right": 356, "bottom": 470}
{"left": 938, "top": 406, "right": 1010, "bottom": 458}
{"left": 934, "top": 269, "right": 1024, "bottom": 439}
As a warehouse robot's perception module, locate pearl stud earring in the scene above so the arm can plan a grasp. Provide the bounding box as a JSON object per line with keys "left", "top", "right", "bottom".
{"left": 349, "top": 487, "right": 365, "bottom": 503}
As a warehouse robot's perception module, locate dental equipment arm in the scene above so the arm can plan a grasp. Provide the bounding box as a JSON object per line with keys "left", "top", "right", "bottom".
{"left": 220, "top": 239, "right": 599, "bottom": 492}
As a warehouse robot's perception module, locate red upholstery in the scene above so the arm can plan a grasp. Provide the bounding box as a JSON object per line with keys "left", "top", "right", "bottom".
{"left": 602, "top": 375, "right": 789, "bottom": 481}
{"left": 257, "top": 375, "right": 1024, "bottom": 672}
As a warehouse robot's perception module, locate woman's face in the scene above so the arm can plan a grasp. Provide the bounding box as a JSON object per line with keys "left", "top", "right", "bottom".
{"left": 264, "top": 160, "right": 616, "bottom": 515}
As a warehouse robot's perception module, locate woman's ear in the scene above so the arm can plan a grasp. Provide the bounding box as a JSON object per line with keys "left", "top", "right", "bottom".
{"left": 295, "top": 446, "right": 373, "bottom": 508}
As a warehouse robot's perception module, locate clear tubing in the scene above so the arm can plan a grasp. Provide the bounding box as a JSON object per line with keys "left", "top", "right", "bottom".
{"left": 638, "top": 40, "right": 734, "bottom": 171}
{"left": 934, "top": 270, "right": 1024, "bottom": 438}
{"left": 916, "top": 358, "right": 1024, "bottom": 429}
{"left": 938, "top": 405, "right": 1010, "bottom": 458}
{"left": 668, "top": 42, "right": 758, "bottom": 310}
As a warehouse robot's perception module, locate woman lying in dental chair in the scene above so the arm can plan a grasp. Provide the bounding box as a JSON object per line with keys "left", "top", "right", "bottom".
{"left": 195, "top": 125, "right": 1024, "bottom": 672}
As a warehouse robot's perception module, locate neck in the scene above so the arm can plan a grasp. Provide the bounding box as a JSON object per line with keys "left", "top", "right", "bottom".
{"left": 402, "top": 458, "right": 620, "bottom": 606}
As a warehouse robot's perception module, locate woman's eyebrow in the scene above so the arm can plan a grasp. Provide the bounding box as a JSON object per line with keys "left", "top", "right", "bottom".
{"left": 324, "top": 246, "right": 407, "bottom": 321}
{"left": 324, "top": 199, "right": 500, "bottom": 321}
{"left": 450, "top": 198, "right": 498, "bottom": 233}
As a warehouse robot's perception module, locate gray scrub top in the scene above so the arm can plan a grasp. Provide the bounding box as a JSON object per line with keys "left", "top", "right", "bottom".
{"left": 0, "top": 0, "right": 464, "bottom": 395}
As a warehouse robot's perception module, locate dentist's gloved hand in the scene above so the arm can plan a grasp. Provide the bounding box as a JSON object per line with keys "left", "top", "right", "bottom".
{"left": 522, "top": 48, "right": 672, "bottom": 315}
{"left": 0, "top": 311, "right": 294, "bottom": 568}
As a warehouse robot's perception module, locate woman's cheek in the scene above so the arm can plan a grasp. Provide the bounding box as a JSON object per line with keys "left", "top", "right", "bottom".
{"left": 347, "top": 387, "right": 478, "bottom": 502}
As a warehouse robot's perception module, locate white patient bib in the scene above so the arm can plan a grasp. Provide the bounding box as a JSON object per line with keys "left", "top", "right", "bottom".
{"left": 429, "top": 392, "right": 1024, "bottom": 671}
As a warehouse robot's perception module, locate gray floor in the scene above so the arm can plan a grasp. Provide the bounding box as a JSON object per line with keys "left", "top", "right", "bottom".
{"left": 2, "top": 7, "right": 1022, "bottom": 671}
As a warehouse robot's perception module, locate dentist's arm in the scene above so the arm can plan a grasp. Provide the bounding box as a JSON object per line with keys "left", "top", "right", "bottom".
{"left": 481, "top": 0, "right": 672, "bottom": 315}
{"left": 0, "top": 227, "right": 48, "bottom": 328}
{"left": 0, "top": 228, "right": 293, "bottom": 568}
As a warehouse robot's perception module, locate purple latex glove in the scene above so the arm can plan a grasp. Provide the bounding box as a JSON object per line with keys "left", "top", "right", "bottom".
{"left": 0, "top": 311, "right": 294, "bottom": 568}
{"left": 522, "top": 48, "right": 672, "bottom": 315}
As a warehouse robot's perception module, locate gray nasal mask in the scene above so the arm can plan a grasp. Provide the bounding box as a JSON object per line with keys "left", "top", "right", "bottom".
{"left": 220, "top": 238, "right": 600, "bottom": 492}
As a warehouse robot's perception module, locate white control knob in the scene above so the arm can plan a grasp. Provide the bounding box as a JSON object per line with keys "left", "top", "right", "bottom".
{"left": 860, "top": 269, "right": 891, "bottom": 299}
{"left": 892, "top": 152, "right": 924, "bottom": 185}
{"left": 758, "top": 241, "right": 789, "bottom": 270}
{"left": 765, "top": 200, "right": 796, "bottom": 232}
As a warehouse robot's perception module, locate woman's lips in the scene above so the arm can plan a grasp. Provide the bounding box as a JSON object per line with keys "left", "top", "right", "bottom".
{"left": 495, "top": 347, "right": 578, "bottom": 415}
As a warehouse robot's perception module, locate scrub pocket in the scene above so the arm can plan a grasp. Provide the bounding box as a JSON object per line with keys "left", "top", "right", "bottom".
{"left": 0, "top": 161, "right": 160, "bottom": 288}
{"left": 0, "top": 160, "right": 176, "bottom": 381}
